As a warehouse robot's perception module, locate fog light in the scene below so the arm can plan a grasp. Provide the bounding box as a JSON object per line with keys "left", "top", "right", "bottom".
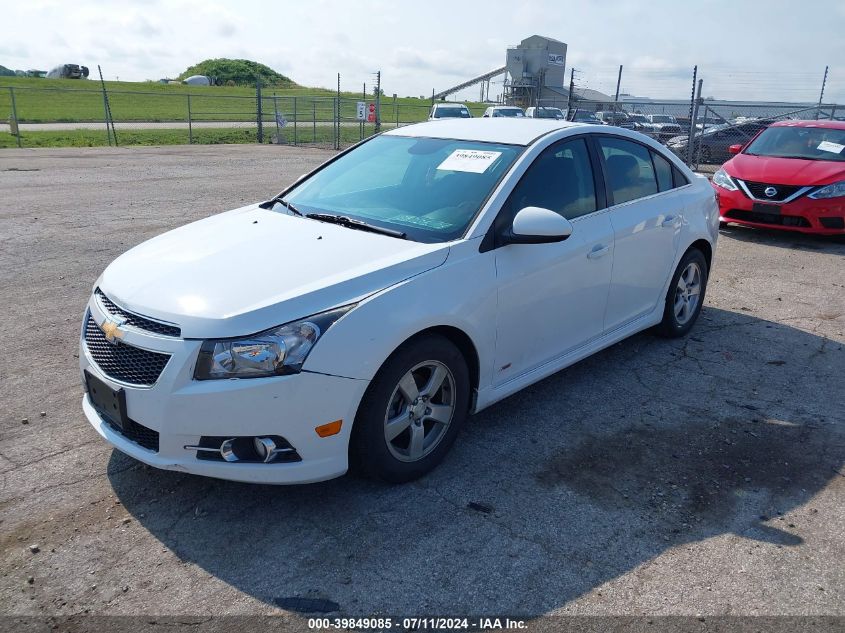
{"left": 220, "top": 438, "right": 239, "bottom": 462}
{"left": 253, "top": 436, "right": 278, "bottom": 463}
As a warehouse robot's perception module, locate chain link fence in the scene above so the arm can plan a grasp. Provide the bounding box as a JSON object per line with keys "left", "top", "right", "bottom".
{"left": 2, "top": 81, "right": 842, "bottom": 174}
{"left": 538, "top": 96, "right": 842, "bottom": 173}
{"left": 0, "top": 83, "right": 447, "bottom": 150}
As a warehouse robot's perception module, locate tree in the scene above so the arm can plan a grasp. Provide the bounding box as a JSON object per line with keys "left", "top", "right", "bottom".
{"left": 0, "top": 64, "right": 16, "bottom": 77}
{"left": 178, "top": 59, "right": 296, "bottom": 87}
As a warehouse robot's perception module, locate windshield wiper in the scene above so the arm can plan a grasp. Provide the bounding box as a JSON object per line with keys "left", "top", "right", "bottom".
{"left": 260, "top": 195, "right": 303, "bottom": 216}
{"left": 306, "top": 213, "right": 407, "bottom": 239}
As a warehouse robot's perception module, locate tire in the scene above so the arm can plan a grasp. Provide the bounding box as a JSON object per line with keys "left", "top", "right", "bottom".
{"left": 654, "top": 248, "right": 709, "bottom": 338}
{"left": 700, "top": 146, "right": 712, "bottom": 164}
{"left": 351, "top": 334, "right": 470, "bottom": 483}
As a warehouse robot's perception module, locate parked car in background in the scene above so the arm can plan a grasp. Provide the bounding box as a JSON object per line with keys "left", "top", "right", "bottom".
{"left": 712, "top": 120, "right": 845, "bottom": 235}
{"left": 526, "top": 106, "right": 566, "bottom": 120}
{"left": 646, "top": 114, "right": 683, "bottom": 141}
{"left": 627, "top": 114, "right": 659, "bottom": 139}
{"left": 595, "top": 111, "right": 635, "bottom": 129}
{"left": 429, "top": 103, "right": 472, "bottom": 120}
{"left": 568, "top": 109, "right": 603, "bottom": 124}
{"left": 80, "top": 118, "right": 717, "bottom": 485}
{"left": 482, "top": 106, "right": 525, "bottom": 118}
{"left": 667, "top": 120, "right": 773, "bottom": 164}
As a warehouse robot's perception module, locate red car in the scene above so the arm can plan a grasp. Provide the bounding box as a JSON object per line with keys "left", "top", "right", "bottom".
{"left": 712, "top": 120, "right": 845, "bottom": 235}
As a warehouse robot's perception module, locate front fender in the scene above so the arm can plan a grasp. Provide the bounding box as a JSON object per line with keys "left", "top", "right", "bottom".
{"left": 303, "top": 238, "right": 498, "bottom": 390}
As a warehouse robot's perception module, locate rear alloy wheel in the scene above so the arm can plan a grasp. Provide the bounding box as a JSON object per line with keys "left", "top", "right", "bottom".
{"left": 352, "top": 335, "right": 470, "bottom": 483}
{"left": 655, "top": 249, "right": 708, "bottom": 338}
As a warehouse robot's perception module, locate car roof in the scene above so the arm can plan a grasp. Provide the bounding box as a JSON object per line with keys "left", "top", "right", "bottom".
{"left": 434, "top": 103, "right": 467, "bottom": 108}
{"left": 384, "top": 118, "right": 585, "bottom": 146}
{"left": 770, "top": 119, "right": 845, "bottom": 130}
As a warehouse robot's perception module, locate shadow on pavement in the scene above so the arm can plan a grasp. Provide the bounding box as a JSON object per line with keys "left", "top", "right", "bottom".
{"left": 719, "top": 223, "right": 845, "bottom": 253}
{"left": 108, "top": 307, "right": 844, "bottom": 615}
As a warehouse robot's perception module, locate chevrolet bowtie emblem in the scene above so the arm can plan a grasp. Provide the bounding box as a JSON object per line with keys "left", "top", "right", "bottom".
{"left": 101, "top": 315, "right": 127, "bottom": 343}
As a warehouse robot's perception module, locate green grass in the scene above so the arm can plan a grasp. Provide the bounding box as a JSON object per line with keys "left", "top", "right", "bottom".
{"left": 0, "top": 76, "right": 488, "bottom": 124}
{"left": 0, "top": 125, "right": 379, "bottom": 149}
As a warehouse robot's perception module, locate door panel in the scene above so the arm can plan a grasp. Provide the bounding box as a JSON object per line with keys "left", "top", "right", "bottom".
{"left": 596, "top": 136, "right": 682, "bottom": 331}
{"left": 492, "top": 137, "right": 615, "bottom": 385}
{"left": 494, "top": 214, "right": 614, "bottom": 385}
{"left": 604, "top": 195, "right": 682, "bottom": 330}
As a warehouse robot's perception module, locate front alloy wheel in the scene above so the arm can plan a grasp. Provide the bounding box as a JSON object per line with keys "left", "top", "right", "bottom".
{"left": 384, "top": 361, "right": 456, "bottom": 462}
{"left": 352, "top": 335, "right": 470, "bottom": 483}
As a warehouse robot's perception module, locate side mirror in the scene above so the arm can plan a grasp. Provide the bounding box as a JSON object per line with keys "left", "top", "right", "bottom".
{"left": 505, "top": 207, "right": 573, "bottom": 245}
{"left": 728, "top": 144, "right": 743, "bottom": 155}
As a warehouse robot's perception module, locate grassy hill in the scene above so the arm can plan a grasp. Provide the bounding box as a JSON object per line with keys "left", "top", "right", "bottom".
{"left": 178, "top": 58, "right": 296, "bottom": 87}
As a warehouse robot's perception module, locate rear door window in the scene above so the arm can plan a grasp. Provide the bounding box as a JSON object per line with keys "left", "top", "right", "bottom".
{"left": 597, "top": 137, "right": 659, "bottom": 205}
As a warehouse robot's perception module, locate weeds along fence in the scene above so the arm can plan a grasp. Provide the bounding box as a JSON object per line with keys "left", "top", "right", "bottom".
{"left": 0, "top": 84, "right": 444, "bottom": 150}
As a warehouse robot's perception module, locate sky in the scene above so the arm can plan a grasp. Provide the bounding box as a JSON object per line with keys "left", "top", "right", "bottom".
{"left": 1, "top": 0, "right": 844, "bottom": 103}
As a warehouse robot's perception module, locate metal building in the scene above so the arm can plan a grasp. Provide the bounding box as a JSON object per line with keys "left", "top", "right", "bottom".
{"left": 504, "top": 35, "right": 567, "bottom": 107}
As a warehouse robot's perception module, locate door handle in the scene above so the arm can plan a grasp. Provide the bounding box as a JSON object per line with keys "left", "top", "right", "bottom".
{"left": 587, "top": 244, "right": 610, "bottom": 260}
{"left": 661, "top": 215, "right": 678, "bottom": 228}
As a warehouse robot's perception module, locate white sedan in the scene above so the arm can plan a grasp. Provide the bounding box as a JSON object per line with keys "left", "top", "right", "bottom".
{"left": 80, "top": 118, "right": 718, "bottom": 484}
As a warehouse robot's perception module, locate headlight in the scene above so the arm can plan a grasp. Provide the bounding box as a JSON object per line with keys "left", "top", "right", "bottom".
{"left": 194, "top": 305, "right": 354, "bottom": 380}
{"left": 712, "top": 168, "right": 738, "bottom": 192}
{"left": 808, "top": 180, "right": 845, "bottom": 199}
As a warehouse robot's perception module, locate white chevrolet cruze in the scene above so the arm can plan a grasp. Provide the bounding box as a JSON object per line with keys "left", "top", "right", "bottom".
{"left": 81, "top": 119, "right": 718, "bottom": 484}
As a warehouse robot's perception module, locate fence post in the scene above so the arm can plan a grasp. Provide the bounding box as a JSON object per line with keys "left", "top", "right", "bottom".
{"left": 99, "top": 77, "right": 112, "bottom": 146}
{"left": 293, "top": 97, "right": 297, "bottom": 146}
{"left": 312, "top": 101, "right": 316, "bottom": 143}
{"left": 334, "top": 97, "right": 339, "bottom": 150}
{"left": 187, "top": 95, "right": 192, "bottom": 145}
{"left": 8, "top": 87, "right": 21, "bottom": 148}
{"left": 273, "top": 94, "right": 281, "bottom": 143}
{"left": 394, "top": 95, "right": 398, "bottom": 129}
{"left": 256, "top": 82, "right": 263, "bottom": 143}
{"left": 685, "top": 66, "right": 698, "bottom": 166}
{"left": 688, "top": 79, "right": 703, "bottom": 168}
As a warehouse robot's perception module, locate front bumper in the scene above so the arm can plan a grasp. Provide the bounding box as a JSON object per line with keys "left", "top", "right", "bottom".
{"left": 716, "top": 186, "right": 845, "bottom": 235}
{"left": 80, "top": 295, "right": 370, "bottom": 484}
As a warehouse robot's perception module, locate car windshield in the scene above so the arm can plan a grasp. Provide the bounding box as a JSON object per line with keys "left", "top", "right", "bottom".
{"left": 494, "top": 109, "right": 524, "bottom": 117}
{"left": 743, "top": 126, "right": 845, "bottom": 162}
{"left": 629, "top": 115, "right": 648, "bottom": 123}
{"left": 650, "top": 115, "right": 674, "bottom": 123}
{"left": 280, "top": 135, "right": 522, "bottom": 242}
{"left": 536, "top": 108, "right": 563, "bottom": 119}
{"left": 434, "top": 106, "right": 470, "bottom": 119}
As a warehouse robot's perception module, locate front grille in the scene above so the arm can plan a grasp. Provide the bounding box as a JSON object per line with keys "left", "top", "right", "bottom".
{"left": 724, "top": 209, "right": 811, "bottom": 227}
{"left": 741, "top": 181, "right": 803, "bottom": 202}
{"left": 84, "top": 315, "right": 171, "bottom": 386}
{"left": 103, "top": 417, "right": 160, "bottom": 452}
{"left": 95, "top": 289, "right": 181, "bottom": 338}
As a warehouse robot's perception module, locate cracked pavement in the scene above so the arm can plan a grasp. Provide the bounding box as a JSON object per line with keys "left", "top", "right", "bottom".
{"left": 1, "top": 145, "right": 843, "bottom": 618}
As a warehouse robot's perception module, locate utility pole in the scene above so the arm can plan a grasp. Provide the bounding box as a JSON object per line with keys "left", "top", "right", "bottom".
{"left": 566, "top": 68, "right": 575, "bottom": 117}
{"left": 816, "top": 65, "right": 829, "bottom": 120}
{"left": 614, "top": 65, "right": 623, "bottom": 108}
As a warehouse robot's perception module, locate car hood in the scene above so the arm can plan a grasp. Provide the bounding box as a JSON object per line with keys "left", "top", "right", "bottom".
{"left": 726, "top": 153, "right": 845, "bottom": 186}
{"left": 97, "top": 204, "right": 450, "bottom": 338}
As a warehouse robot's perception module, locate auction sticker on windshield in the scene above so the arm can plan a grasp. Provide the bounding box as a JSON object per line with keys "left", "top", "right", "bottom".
{"left": 437, "top": 149, "right": 502, "bottom": 173}
{"left": 817, "top": 141, "right": 845, "bottom": 154}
